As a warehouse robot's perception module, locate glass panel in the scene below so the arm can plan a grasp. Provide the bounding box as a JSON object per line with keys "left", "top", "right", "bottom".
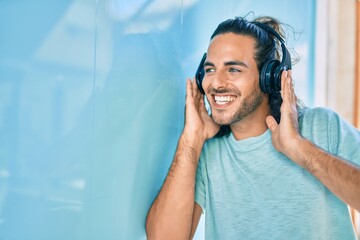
{"left": 0, "top": 0, "right": 315, "bottom": 239}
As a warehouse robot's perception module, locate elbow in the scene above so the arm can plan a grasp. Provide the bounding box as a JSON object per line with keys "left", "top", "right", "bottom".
{"left": 145, "top": 211, "right": 154, "bottom": 239}
{"left": 145, "top": 222, "right": 153, "bottom": 239}
{"left": 145, "top": 216, "right": 173, "bottom": 240}
{"left": 145, "top": 210, "right": 159, "bottom": 240}
{"left": 145, "top": 224, "right": 162, "bottom": 240}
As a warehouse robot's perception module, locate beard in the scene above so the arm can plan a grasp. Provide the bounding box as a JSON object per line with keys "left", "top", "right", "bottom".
{"left": 210, "top": 87, "right": 264, "bottom": 126}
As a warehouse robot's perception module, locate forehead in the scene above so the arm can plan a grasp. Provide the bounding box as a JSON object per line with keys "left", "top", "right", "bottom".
{"left": 206, "top": 33, "right": 256, "bottom": 62}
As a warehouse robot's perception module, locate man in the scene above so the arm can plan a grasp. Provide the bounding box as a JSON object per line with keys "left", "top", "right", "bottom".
{"left": 146, "top": 16, "right": 360, "bottom": 239}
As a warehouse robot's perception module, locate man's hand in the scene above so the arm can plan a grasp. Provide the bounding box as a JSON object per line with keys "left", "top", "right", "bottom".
{"left": 265, "top": 70, "right": 302, "bottom": 157}
{"left": 183, "top": 78, "right": 220, "bottom": 143}
{"left": 265, "top": 71, "right": 360, "bottom": 211}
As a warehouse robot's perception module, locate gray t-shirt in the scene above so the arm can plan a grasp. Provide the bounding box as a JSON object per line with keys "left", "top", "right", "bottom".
{"left": 195, "top": 107, "right": 360, "bottom": 239}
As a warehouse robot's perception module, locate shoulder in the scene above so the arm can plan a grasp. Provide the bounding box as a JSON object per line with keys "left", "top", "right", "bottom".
{"left": 299, "top": 107, "right": 360, "bottom": 157}
{"left": 299, "top": 106, "right": 355, "bottom": 132}
{"left": 299, "top": 107, "right": 338, "bottom": 122}
{"left": 298, "top": 107, "right": 343, "bottom": 132}
{"left": 298, "top": 107, "right": 340, "bottom": 152}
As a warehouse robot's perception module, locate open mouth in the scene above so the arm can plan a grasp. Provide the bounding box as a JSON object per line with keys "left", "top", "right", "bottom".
{"left": 213, "top": 95, "right": 237, "bottom": 106}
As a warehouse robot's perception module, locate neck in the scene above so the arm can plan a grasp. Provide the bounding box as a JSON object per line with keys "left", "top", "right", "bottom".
{"left": 230, "top": 99, "right": 270, "bottom": 141}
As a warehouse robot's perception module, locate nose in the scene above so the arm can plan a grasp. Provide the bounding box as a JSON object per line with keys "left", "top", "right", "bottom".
{"left": 204, "top": 71, "right": 228, "bottom": 91}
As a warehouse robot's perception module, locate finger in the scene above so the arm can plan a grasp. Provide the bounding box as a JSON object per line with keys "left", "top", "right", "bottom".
{"left": 186, "top": 78, "right": 193, "bottom": 97}
{"left": 284, "top": 72, "right": 293, "bottom": 103}
{"left": 286, "top": 76, "right": 291, "bottom": 99}
{"left": 286, "top": 73, "right": 296, "bottom": 104}
{"left": 192, "top": 79, "right": 198, "bottom": 99}
{"left": 290, "top": 76, "right": 296, "bottom": 102}
{"left": 199, "top": 95, "right": 209, "bottom": 114}
{"left": 266, "top": 115, "right": 278, "bottom": 132}
{"left": 287, "top": 70, "right": 292, "bottom": 78}
{"left": 281, "top": 70, "right": 288, "bottom": 98}
{"left": 288, "top": 77, "right": 294, "bottom": 102}
{"left": 191, "top": 77, "right": 202, "bottom": 100}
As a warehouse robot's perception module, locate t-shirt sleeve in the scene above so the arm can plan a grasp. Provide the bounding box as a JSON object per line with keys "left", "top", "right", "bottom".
{"left": 195, "top": 156, "right": 206, "bottom": 212}
{"left": 327, "top": 109, "right": 360, "bottom": 166}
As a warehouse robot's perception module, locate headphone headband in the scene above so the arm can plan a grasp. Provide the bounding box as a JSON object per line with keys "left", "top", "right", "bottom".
{"left": 253, "top": 22, "right": 292, "bottom": 93}
{"left": 253, "top": 22, "right": 292, "bottom": 72}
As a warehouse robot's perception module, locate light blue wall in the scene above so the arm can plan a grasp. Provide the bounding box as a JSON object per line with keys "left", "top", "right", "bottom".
{"left": 0, "top": 0, "right": 314, "bottom": 239}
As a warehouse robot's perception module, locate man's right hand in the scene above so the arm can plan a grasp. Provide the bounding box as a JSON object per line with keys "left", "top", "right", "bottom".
{"left": 183, "top": 78, "right": 220, "bottom": 144}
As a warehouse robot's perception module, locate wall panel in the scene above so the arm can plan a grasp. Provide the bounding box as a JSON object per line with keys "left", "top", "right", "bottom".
{"left": 0, "top": 0, "right": 315, "bottom": 239}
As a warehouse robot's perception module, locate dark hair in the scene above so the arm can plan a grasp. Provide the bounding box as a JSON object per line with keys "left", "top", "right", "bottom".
{"left": 210, "top": 16, "right": 290, "bottom": 137}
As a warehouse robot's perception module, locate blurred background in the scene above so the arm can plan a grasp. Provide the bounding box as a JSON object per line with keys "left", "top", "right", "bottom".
{"left": 0, "top": 0, "right": 359, "bottom": 239}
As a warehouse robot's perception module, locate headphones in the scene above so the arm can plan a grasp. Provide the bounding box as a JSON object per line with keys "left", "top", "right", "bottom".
{"left": 195, "top": 23, "right": 292, "bottom": 94}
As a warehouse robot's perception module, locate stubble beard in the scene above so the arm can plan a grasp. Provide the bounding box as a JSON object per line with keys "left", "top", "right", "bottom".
{"left": 211, "top": 88, "right": 264, "bottom": 126}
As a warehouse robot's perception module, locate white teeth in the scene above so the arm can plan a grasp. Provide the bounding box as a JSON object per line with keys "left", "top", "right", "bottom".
{"left": 214, "top": 95, "right": 236, "bottom": 104}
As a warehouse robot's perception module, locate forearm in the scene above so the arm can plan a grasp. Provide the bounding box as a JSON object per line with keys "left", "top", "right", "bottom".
{"left": 146, "top": 133, "right": 204, "bottom": 240}
{"left": 288, "top": 138, "right": 360, "bottom": 211}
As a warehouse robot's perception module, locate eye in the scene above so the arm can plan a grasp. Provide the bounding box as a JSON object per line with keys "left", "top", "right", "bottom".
{"left": 205, "top": 67, "right": 215, "bottom": 74}
{"left": 228, "top": 67, "right": 241, "bottom": 73}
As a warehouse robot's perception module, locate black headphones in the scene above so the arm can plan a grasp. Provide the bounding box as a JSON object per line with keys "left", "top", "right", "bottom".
{"left": 195, "top": 23, "right": 291, "bottom": 94}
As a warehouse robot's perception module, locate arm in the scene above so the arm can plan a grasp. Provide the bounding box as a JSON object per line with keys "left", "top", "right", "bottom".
{"left": 286, "top": 137, "right": 360, "bottom": 211}
{"left": 266, "top": 71, "right": 360, "bottom": 211}
{"left": 146, "top": 79, "right": 219, "bottom": 240}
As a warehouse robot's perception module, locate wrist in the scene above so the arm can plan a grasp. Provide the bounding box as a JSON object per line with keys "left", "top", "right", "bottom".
{"left": 180, "top": 131, "right": 205, "bottom": 150}
{"left": 286, "top": 137, "right": 322, "bottom": 171}
{"left": 181, "top": 127, "right": 206, "bottom": 146}
{"left": 177, "top": 131, "right": 206, "bottom": 164}
{"left": 282, "top": 136, "right": 308, "bottom": 166}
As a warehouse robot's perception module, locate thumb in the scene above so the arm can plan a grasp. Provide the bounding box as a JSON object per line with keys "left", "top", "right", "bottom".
{"left": 266, "top": 116, "right": 278, "bottom": 133}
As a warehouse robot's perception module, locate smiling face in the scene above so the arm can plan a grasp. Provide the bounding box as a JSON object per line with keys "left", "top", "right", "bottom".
{"left": 202, "top": 33, "right": 267, "bottom": 126}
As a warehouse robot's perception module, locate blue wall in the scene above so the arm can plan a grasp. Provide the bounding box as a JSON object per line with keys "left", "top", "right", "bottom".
{"left": 0, "top": 0, "right": 314, "bottom": 239}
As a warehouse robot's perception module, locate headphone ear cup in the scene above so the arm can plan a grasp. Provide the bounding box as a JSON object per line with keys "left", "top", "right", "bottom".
{"left": 195, "top": 53, "right": 207, "bottom": 94}
{"left": 196, "top": 68, "right": 205, "bottom": 94}
{"left": 260, "top": 59, "right": 280, "bottom": 94}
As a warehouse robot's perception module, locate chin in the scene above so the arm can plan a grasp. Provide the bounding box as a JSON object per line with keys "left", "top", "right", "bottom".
{"left": 211, "top": 113, "right": 234, "bottom": 126}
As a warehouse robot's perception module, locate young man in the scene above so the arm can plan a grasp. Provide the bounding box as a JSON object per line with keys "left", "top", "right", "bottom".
{"left": 146, "top": 16, "right": 360, "bottom": 239}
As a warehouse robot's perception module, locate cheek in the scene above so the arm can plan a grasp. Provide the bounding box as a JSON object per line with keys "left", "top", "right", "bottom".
{"left": 201, "top": 76, "right": 211, "bottom": 92}
{"left": 237, "top": 75, "right": 260, "bottom": 92}
{"left": 232, "top": 81, "right": 251, "bottom": 93}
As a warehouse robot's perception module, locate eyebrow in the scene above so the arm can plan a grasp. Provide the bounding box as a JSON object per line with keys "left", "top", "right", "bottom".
{"left": 203, "top": 60, "right": 249, "bottom": 68}
{"left": 224, "top": 61, "right": 248, "bottom": 68}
